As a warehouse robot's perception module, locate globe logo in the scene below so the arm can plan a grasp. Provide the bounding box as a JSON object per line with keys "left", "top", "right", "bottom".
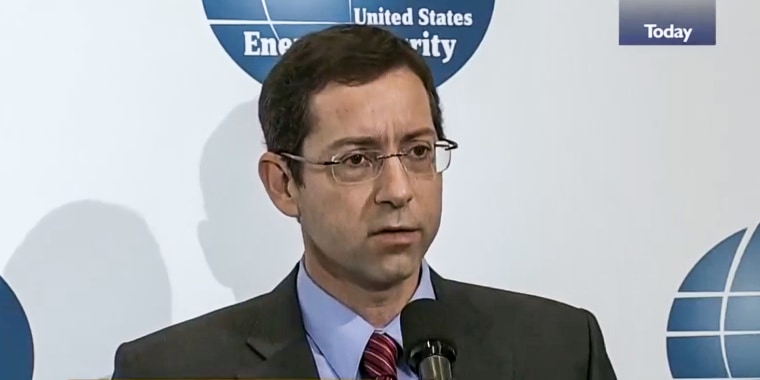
{"left": 201, "top": 0, "right": 495, "bottom": 87}
{"left": 666, "top": 224, "right": 760, "bottom": 378}
{"left": 0, "top": 275, "right": 34, "bottom": 380}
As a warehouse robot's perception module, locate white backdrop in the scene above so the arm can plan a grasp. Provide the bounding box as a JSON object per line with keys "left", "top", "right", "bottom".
{"left": 1, "top": 0, "right": 760, "bottom": 379}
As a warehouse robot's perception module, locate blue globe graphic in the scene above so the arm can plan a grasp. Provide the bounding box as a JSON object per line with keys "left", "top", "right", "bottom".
{"left": 666, "top": 224, "right": 760, "bottom": 378}
{"left": 0, "top": 275, "right": 34, "bottom": 380}
{"left": 202, "top": 0, "right": 495, "bottom": 87}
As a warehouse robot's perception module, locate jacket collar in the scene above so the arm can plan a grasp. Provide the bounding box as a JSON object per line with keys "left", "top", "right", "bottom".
{"left": 235, "top": 263, "right": 514, "bottom": 380}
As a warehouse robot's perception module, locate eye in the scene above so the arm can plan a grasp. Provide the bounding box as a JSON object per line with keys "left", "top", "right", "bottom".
{"left": 409, "top": 144, "right": 432, "bottom": 158}
{"left": 341, "top": 153, "right": 371, "bottom": 166}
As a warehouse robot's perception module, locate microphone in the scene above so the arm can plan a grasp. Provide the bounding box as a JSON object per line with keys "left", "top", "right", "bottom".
{"left": 400, "top": 299, "right": 457, "bottom": 380}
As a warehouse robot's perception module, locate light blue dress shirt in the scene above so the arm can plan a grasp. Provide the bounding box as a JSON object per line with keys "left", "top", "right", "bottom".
{"left": 296, "top": 259, "right": 437, "bottom": 380}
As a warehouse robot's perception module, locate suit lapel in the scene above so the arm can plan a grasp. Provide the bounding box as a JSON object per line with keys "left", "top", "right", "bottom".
{"left": 430, "top": 270, "right": 515, "bottom": 380}
{"left": 235, "top": 265, "right": 320, "bottom": 379}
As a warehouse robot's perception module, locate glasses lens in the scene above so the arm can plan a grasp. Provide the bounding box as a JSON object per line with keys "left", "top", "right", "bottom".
{"left": 434, "top": 146, "right": 452, "bottom": 173}
{"left": 331, "top": 142, "right": 454, "bottom": 183}
{"left": 333, "top": 152, "right": 376, "bottom": 183}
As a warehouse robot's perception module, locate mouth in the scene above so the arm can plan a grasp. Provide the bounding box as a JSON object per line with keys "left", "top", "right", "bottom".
{"left": 369, "top": 226, "right": 422, "bottom": 245}
{"left": 371, "top": 226, "right": 420, "bottom": 235}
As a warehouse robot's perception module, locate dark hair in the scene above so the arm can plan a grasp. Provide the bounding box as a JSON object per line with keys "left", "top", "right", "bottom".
{"left": 258, "top": 24, "right": 444, "bottom": 184}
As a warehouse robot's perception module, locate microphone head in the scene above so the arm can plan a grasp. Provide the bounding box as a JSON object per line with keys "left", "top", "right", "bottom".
{"left": 400, "top": 298, "right": 457, "bottom": 370}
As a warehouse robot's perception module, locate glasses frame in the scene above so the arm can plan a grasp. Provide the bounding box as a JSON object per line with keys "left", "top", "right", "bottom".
{"left": 279, "top": 138, "right": 459, "bottom": 185}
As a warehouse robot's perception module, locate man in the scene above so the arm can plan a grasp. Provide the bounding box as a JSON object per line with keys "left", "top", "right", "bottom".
{"left": 111, "top": 24, "right": 617, "bottom": 379}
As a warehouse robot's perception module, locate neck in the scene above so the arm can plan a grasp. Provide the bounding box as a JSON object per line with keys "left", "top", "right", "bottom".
{"left": 303, "top": 253, "right": 420, "bottom": 328}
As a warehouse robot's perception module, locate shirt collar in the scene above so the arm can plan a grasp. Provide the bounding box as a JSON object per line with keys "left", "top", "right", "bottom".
{"left": 296, "top": 259, "right": 436, "bottom": 379}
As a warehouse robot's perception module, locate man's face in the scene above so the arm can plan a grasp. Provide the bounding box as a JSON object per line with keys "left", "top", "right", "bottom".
{"left": 295, "top": 66, "right": 443, "bottom": 291}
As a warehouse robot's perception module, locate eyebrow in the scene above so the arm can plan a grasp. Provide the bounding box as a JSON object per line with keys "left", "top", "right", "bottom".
{"left": 325, "top": 127, "right": 437, "bottom": 152}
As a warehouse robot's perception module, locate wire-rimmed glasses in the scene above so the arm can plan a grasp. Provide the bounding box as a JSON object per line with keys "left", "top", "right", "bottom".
{"left": 280, "top": 138, "right": 458, "bottom": 185}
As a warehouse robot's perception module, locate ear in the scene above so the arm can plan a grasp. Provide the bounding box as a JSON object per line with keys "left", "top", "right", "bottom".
{"left": 258, "top": 152, "right": 300, "bottom": 218}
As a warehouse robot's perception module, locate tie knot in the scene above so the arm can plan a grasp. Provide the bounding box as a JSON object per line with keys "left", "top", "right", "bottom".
{"left": 360, "top": 332, "right": 399, "bottom": 380}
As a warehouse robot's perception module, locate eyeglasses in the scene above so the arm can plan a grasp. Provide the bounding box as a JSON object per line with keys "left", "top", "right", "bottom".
{"left": 279, "top": 138, "right": 458, "bottom": 184}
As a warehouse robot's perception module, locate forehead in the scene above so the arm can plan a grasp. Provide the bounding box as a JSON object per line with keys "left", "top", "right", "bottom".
{"left": 305, "top": 67, "right": 435, "bottom": 153}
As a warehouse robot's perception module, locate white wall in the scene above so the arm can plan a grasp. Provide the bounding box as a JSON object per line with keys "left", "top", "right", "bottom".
{"left": 1, "top": 0, "right": 759, "bottom": 379}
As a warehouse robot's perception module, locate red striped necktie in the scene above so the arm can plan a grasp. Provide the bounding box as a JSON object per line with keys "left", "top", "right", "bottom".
{"left": 360, "top": 332, "right": 399, "bottom": 380}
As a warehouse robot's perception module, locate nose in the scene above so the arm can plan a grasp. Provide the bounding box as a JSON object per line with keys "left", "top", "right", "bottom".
{"left": 374, "top": 156, "right": 413, "bottom": 208}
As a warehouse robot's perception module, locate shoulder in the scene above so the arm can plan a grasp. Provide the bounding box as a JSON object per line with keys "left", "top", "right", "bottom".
{"left": 444, "top": 278, "right": 599, "bottom": 339}
{"left": 442, "top": 279, "right": 617, "bottom": 376}
{"left": 447, "top": 278, "right": 590, "bottom": 313}
{"left": 111, "top": 294, "right": 266, "bottom": 378}
{"left": 112, "top": 266, "right": 301, "bottom": 378}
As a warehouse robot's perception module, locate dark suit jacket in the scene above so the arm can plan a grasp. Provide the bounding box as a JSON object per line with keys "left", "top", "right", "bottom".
{"left": 112, "top": 266, "right": 617, "bottom": 379}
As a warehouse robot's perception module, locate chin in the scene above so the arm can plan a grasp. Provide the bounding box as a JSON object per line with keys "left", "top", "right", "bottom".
{"left": 378, "top": 254, "right": 422, "bottom": 277}
{"left": 351, "top": 256, "right": 416, "bottom": 289}
{"left": 361, "top": 272, "right": 413, "bottom": 292}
